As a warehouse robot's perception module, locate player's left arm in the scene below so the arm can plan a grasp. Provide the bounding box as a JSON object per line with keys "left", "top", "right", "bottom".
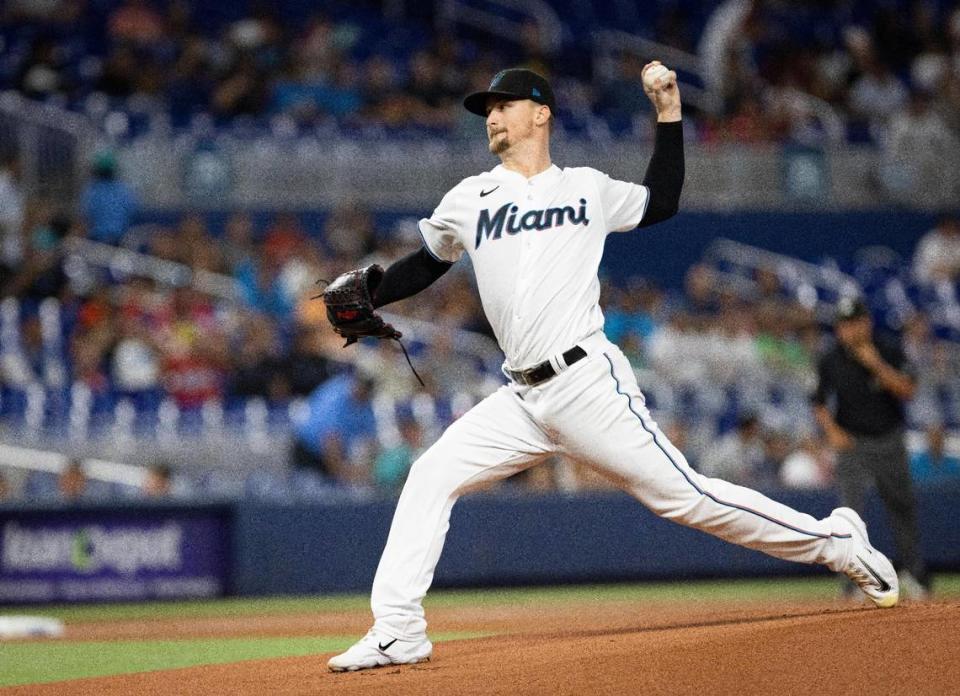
{"left": 372, "top": 246, "right": 453, "bottom": 308}
{"left": 372, "top": 187, "right": 465, "bottom": 308}
{"left": 637, "top": 61, "right": 684, "bottom": 228}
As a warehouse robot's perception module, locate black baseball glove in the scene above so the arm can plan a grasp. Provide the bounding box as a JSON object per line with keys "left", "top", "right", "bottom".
{"left": 321, "top": 264, "right": 401, "bottom": 346}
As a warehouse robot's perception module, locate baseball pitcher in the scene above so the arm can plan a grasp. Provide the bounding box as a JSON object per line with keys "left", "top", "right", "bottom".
{"left": 324, "top": 63, "right": 899, "bottom": 672}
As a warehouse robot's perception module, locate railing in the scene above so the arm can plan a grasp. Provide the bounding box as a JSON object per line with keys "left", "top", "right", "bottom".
{"left": 64, "top": 237, "right": 242, "bottom": 301}
{"left": 437, "top": 0, "right": 563, "bottom": 54}
{"left": 591, "top": 30, "right": 714, "bottom": 113}
{"left": 0, "top": 91, "right": 95, "bottom": 208}
{"left": 702, "top": 237, "right": 861, "bottom": 321}
{"left": 0, "top": 443, "right": 144, "bottom": 487}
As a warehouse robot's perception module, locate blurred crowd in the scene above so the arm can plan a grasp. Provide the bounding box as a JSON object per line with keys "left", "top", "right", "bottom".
{"left": 1, "top": 143, "right": 959, "bottom": 502}
{"left": 2, "top": 0, "right": 960, "bottom": 146}
{"left": 2, "top": 0, "right": 960, "bottom": 503}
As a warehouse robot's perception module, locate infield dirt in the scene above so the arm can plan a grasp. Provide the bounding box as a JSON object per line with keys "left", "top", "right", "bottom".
{"left": 6, "top": 597, "right": 959, "bottom": 695}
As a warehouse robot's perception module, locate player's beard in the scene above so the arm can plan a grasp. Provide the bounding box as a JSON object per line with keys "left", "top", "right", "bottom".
{"left": 488, "top": 130, "right": 509, "bottom": 154}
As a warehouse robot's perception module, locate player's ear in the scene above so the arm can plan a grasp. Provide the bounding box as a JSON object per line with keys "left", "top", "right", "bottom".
{"left": 536, "top": 104, "right": 551, "bottom": 128}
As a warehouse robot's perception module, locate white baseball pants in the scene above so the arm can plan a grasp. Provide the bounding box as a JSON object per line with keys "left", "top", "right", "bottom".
{"left": 371, "top": 332, "right": 854, "bottom": 639}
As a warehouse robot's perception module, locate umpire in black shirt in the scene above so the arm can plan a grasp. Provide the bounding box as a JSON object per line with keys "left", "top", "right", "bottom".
{"left": 812, "top": 297, "right": 929, "bottom": 596}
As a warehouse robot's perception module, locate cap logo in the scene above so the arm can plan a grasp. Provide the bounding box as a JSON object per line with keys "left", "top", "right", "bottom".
{"left": 531, "top": 87, "right": 541, "bottom": 97}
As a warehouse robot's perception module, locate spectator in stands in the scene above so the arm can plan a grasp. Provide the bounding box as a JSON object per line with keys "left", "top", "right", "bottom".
{"left": 57, "top": 459, "right": 88, "bottom": 502}
{"left": 936, "top": 11, "right": 960, "bottom": 133}
{"left": 910, "top": 425, "right": 960, "bottom": 483}
{"left": 847, "top": 56, "right": 908, "bottom": 136}
{"left": 413, "top": 331, "right": 482, "bottom": 400}
{"left": 596, "top": 53, "right": 652, "bottom": 135}
{"left": 4, "top": 0, "right": 80, "bottom": 24}
{"left": 813, "top": 297, "right": 930, "bottom": 597}
{"left": 166, "top": 34, "right": 216, "bottom": 127}
{"left": 15, "top": 35, "right": 69, "bottom": 100}
{"left": 683, "top": 263, "right": 722, "bottom": 318}
{"left": 912, "top": 213, "right": 960, "bottom": 284}
{"left": 698, "top": 0, "right": 763, "bottom": 114}
{"left": 221, "top": 211, "right": 256, "bottom": 273}
{"left": 703, "top": 95, "right": 771, "bottom": 144}
{"left": 176, "top": 213, "right": 223, "bottom": 273}
{"left": 111, "top": 312, "right": 162, "bottom": 402}
{"left": 373, "top": 416, "right": 423, "bottom": 493}
{"left": 291, "top": 371, "right": 377, "bottom": 484}
{"left": 210, "top": 54, "right": 270, "bottom": 120}
{"left": 0, "top": 471, "right": 12, "bottom": 501}
{"left": 779, "top": 437, "right": 833, "bottom": 489}
{"left": 81, "top": 151, "right": 139, "bottom": 246}
{"left": 323, "top": 202, "right": 376, "bottom": 260}
{"left": 108, "top": 0, "right": 168, "bottom": 47}
{"left": 698, "top": 413, "right": 766, "bottom": 486}
{"left": 0, "top": 154, "right": 24, "bottom": 280}
{"left": 355, "top": 340, "right": 422, "bottom": 400}
{"left": 228, "top": 314, "right": 287, "bottom": 402}
{"left": 142, "top": 461, "right": 173, "bottom": 498}
{"left": 0, "top": 311, "right": 44, "bottom": 388}
{"left": 903, "top": 312, "right": 950, "bottom": 431}
{"left": 407, "top": 51, "right": 457, "bottom": 130}
{"left": 358, "top": 54, "right": 402, "bottom": 123}
{"left": 2, "top": 211, "right": 73, "bottom": 301}
{"left": 754, "top": 301, "right": 810, "bottom": 379}
{"left": 235, "top": 247, "right": 295, "bottom": 320}
{"left": 95, "top": 46, "right": 140, "bottom": 99}
{"left": 71, "top": 286, "right": 116, "bottom": 395}
{"left": 156, "top": 286, "right": 229, "bottom": 409}
{"left": 283, "top": 323, "right": 331, "bottom": 396}
{"left": 881, "top": 90, "right": 960, "bottom": 202}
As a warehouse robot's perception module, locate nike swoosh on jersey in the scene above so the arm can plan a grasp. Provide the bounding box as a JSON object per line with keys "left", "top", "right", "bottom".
{"left": 480, "top": 186, "right": 500, "bottom": 197}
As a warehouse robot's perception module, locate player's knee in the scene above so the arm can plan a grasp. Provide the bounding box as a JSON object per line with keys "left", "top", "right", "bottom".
{"left": 406, "top": 450, "right": 441, "bottom": 481}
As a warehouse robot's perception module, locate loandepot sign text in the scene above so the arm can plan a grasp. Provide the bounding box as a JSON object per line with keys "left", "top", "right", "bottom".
{"left": 2, "top": 521, "right": 183, "bottom": 574}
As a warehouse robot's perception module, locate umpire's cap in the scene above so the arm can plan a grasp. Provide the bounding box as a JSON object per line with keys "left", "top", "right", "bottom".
{"left": 834, "top": 297, "right": 869, "bottom": 323}
{"left": 464, "top": 68, "right": 556, "bottom": 116}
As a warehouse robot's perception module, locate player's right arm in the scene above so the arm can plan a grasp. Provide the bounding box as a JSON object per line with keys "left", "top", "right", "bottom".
{"left": 372, "top": 187, "right": 465, "bottom": 308}
{"left": 593, "top": 63, "right": 684, "bottom": 233}
{"left": 638, "top": 61, "right": 683, "bottom": 228}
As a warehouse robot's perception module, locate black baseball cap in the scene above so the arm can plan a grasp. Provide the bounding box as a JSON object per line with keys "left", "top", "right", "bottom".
{"left": 834, "top": 297, "right": 869, "bottom": 323}
{"left": 463, "top": 68, "right": 556, "bottom": 116}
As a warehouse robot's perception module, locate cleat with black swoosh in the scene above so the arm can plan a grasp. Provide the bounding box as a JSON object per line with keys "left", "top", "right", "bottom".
{"left": 327, "top": 628, "right": 432, "bottom": 672}
{"left": 833, "top": 507, "right": 899, "bottom": 608}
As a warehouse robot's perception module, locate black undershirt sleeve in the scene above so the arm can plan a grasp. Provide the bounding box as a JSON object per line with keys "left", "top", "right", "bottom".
{"left": 637, "top": 121, "right": 684, "bottom": 228}
{"left": 372, "top": 245, "right": 453, "bottom": 308}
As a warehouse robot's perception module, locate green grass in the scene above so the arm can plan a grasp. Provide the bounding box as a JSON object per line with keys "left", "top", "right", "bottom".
{"left": 16, "top": 573, "right": 959, "bottom": 624}
{"left": 0, "top": 632, "right": 484, "bottom": 687}
{"left": 2, "top": 574, "right": 956, "bottom": 687}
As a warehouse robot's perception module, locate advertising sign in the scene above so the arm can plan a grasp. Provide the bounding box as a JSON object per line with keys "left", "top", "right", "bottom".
{"left": 0, "top": 510, "right": 228, "bottom": 603}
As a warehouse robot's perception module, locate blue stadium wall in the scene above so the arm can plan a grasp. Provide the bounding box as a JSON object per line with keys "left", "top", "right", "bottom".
{"left": 2, "top": 484, "right": 957, "bottom": 602}
{"left": 230, "top": 484, "right": 960, "bottom": 595}
{"left": 141, "top": 209, "right": 938, "bottom": 290}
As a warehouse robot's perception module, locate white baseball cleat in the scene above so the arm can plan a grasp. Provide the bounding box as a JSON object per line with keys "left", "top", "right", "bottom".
{"left": 327, "top": 629, "right": 432, "bottom": 672}
{"left": 833, "top": 507, "right": 899, "bottom": 608}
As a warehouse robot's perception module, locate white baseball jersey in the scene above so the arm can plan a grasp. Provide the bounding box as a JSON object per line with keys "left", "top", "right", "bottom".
{"left": 363, "top": 158, "right": 862, "bottom": 648}
{"left": 418, "top": 164, "right": 650, "bottom": 370}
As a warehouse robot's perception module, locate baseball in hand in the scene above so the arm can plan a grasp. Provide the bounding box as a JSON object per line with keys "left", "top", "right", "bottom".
{"left": 643, "top": 63, "right": 672, "bottom": 90}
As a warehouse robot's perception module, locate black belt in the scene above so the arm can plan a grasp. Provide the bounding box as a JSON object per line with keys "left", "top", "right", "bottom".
{"left": 506, "top": 345, "right": 587, "bottom": 386}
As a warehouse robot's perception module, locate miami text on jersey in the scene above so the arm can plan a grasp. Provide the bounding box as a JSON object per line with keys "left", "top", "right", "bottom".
{"left": 475, "top": 199, "right": 590, "bottom": 249}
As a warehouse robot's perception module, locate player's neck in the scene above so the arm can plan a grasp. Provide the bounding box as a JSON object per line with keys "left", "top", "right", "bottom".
{"left": 498, "top": 141, "right": 552, "bottom": 179}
